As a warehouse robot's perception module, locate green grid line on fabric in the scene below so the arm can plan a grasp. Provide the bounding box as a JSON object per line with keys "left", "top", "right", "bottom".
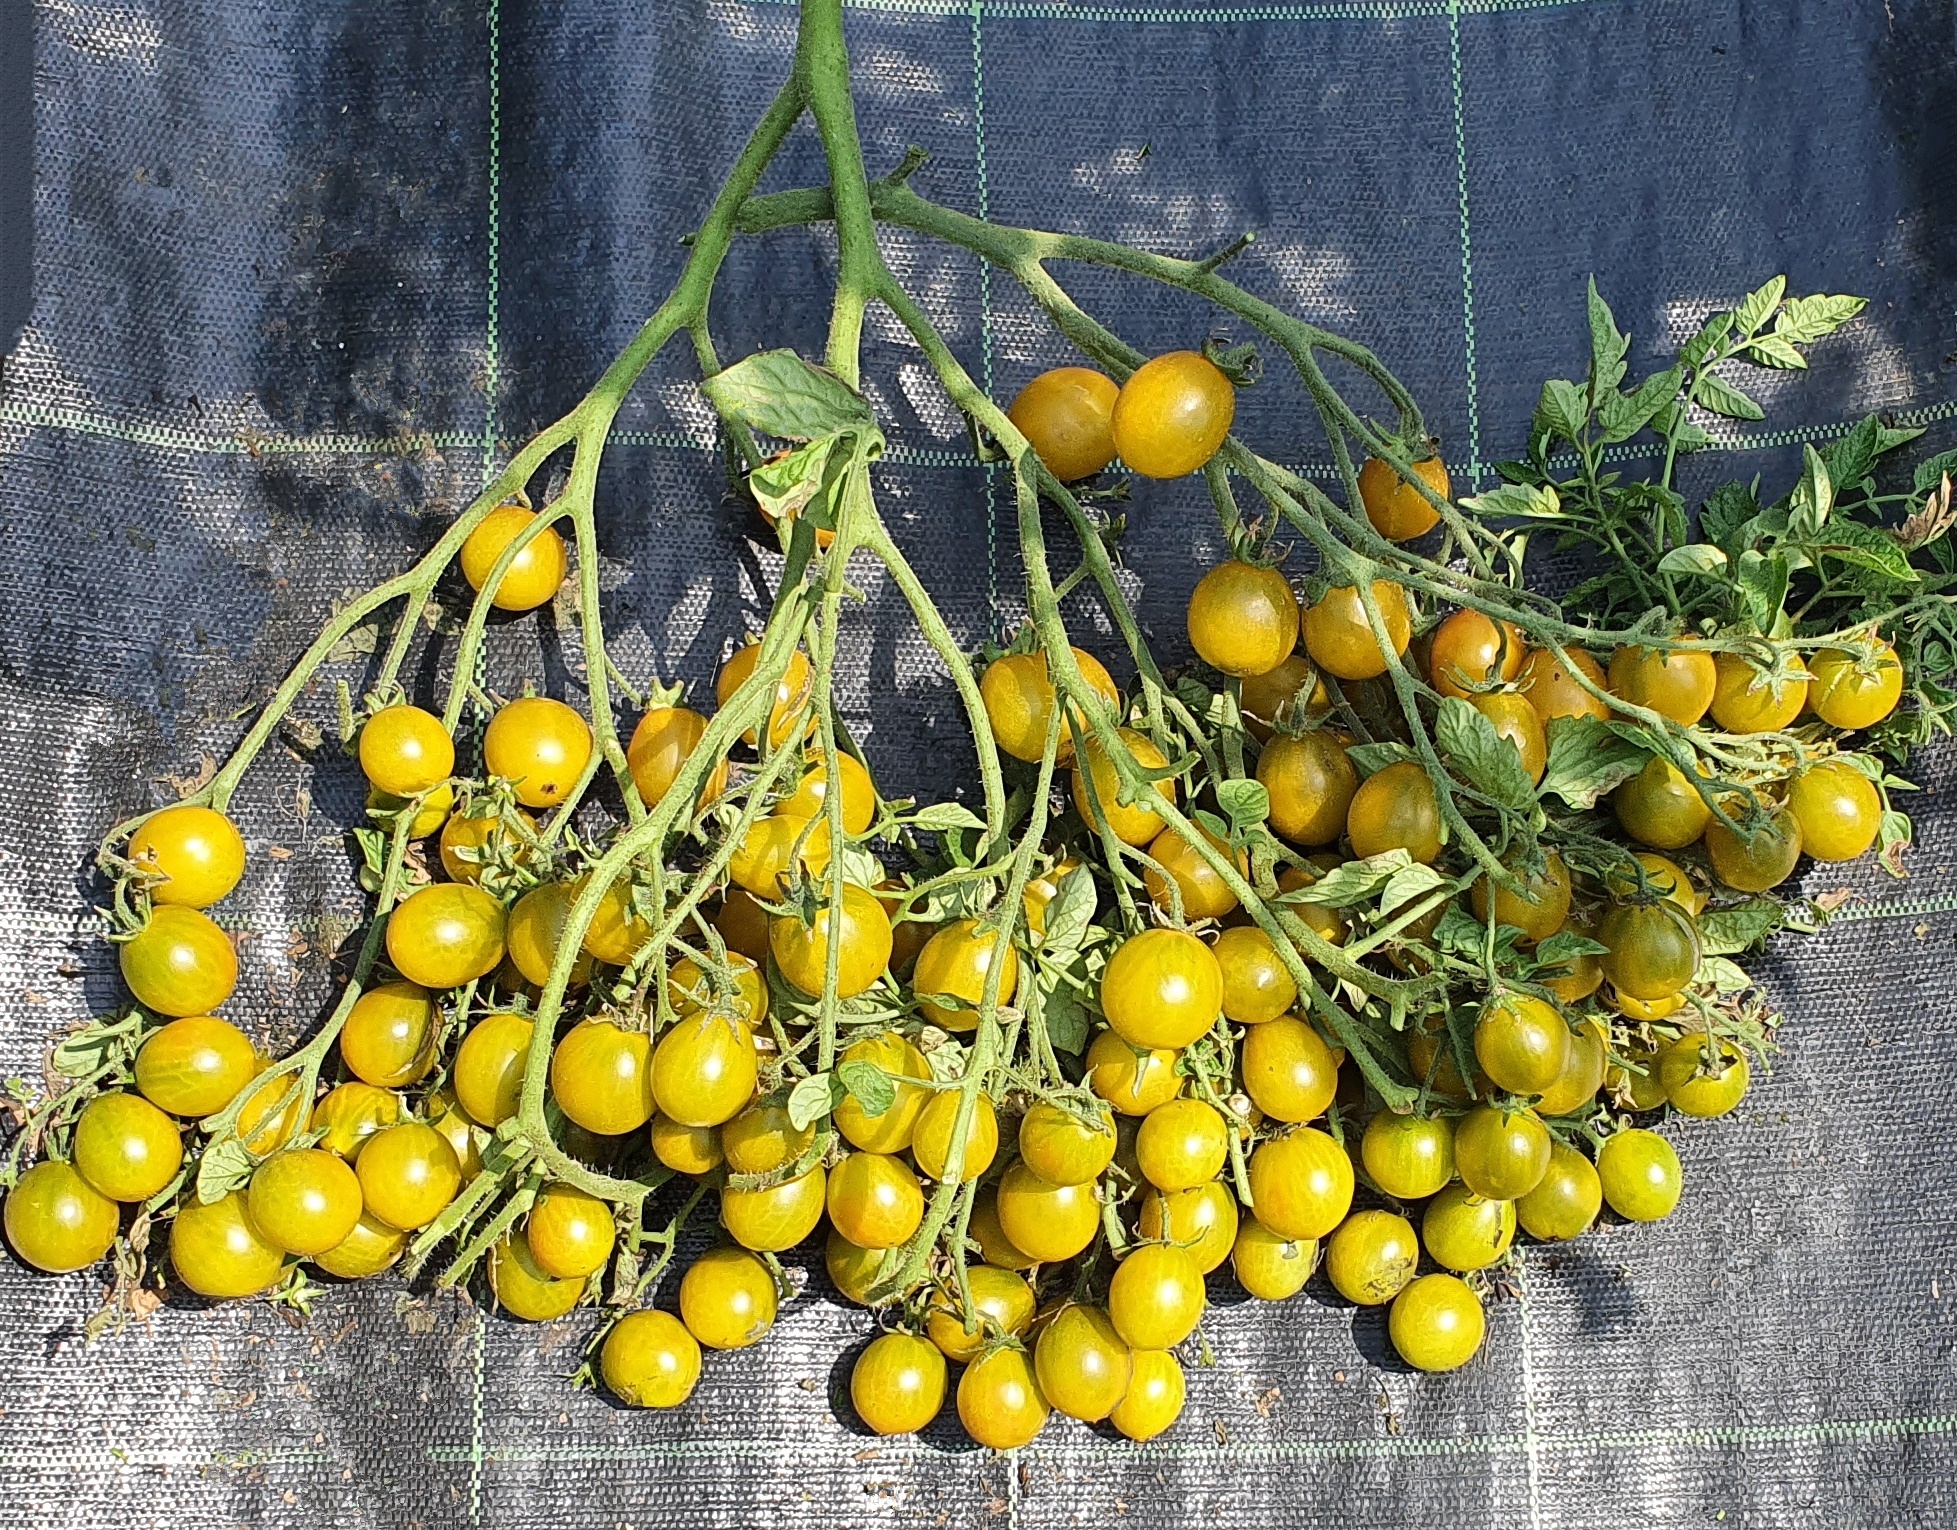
{"left": 469, "top": 1310, "right": 488, "bottom": 1527}
{"left": 739, "top": 0, "right": 1609, "bottom": 22}
{"left": 970, "top": 0, "right": 1001, "bottom": 623}
{"left": 1831, "top": 891, "right": 1957, "bottom": 925}
{"left": 482, "top": 0, "right": 504, "bottom": 483}
{"left": 1447, "top": 0, "right": 1484, "bottom": 482}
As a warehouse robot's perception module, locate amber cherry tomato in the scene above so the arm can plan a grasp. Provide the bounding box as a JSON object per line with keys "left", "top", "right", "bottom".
{"left": 1518, "top": 646, "right": 1611, "bottom": 723}
{"left": 1008, "top": 366, "right": 1120, "bottom": 481}
{"left": 1070, "top": 727, "right": 1176, "bottom": 845}
{"left": 134, "top": 1015, "right": 256, "bottom": 1117}
{"left": 309, "top": 1081, "right": 403, "bottom": 1160}
{"left": 958, "top": 1345, "right": 1050, "bottom": 1449}
{"left": 1427, "top": 609, "right": 1525, "bottom": 698}
{"left": 1325, "top": 1209, "right": 1419, "bottom": 1305}
{"left": 1018, "top": 1098, "right": 1117, "bottom": 1186}
{"left": 1241, "top": 1015, "right": 1339, "bottom": 1123}
{"left": 913, "top": 919, "right": 1019, "bottom": 1031}
{"left": 313, "top": 1211, "right": 408, "bottom": 1280}
{"left": 1303, "top": 581, "right": 1413, "bottom": 681}
{"left": 1247, "top": 1129, "right": 1352, "bottom": 1240}
{"left": 1035, "top": 1303, "right": 1134, "bottom": 1421}
{"left": 1389, "top": 1274, "right": 1485, "bottom": 1372}
{"left": 825, "top": 1229, "right": 888, "bottom": 1305}
{"left": 994, "top": 1161, "right": 1101, "bottom": 1263}
{"left": 1454, "top": 1105, "right": 1551, "bottom": 1200}
{"left": 769, "top": 883, "right": 893, "bottom": 999}
{"left": 5, "top": 1161, "right": 118, "bottom": 1272}
{"left": 1359, "top": 453, "right": 1450, "bottom": 541}
{"left": 72, "top": 1092, "right": 182, "bottom": 1203}
{"left": 358, "top": 704, "right": 454, "bottom": 798}
{"left": 526, "top": 1182, "right": 617, "bottom": 1279}
{"left": 1101, "top": 927, "right": 1223, "bottom": 1049}
{"left": 826, "top": 1151, "right": 925, "bottom": 1250}
{"left": 970, "top": 1187, "right": 1041, "bottom": 1272}
{"left": 575, "top": 877, "right": 656, "bottom": 969}
{"left": 126, "top": 805, "right": 246, "bottom": 908}
{"left": 483, "top": 697, "right": 592, "bottom": 809}
{"left": 1134, "top": 1099, "right": 1228, "bottom": 1192}
{"left": 601, "top": 1310, "right": 701, "bottom": 1409}
{"left": 680, "top": 1245, "right": 778, "bottom": 1348}
{"left": 452, "top": 1012, "right": 534, "bottom": 1127}
{"left": 1239, "top": 654, "right": 1331, "bottom": 740}
{"left": 781, "top": 750, "right": 878, "bottom": 836}
{"left": 1471, "top": 691, "right": 1548, "bottom": 783}
{"left": 720, "top": 1102, "right": 813, "bottom": 1176}
{"left": 1787, "top": 759, "right": 1881, "bottom": 861}
{"left": 1138, "top": 1180, "right": 1239, "bottom": 1273}
{"left": 386, "top": 883, "right": 506, "bottom": 990}
{"left": 1609, "top": 643, "right": 1716, "bottom": 726}
{"left": 171, "top": 1190, "right": 285, "bottom": 1298}
{"left": 1142, "top": 823, "right": 1243, "bottom": 922}
{"left": 1808, "top": 640, "right": 1904, "bottom": 729}
{"left": 1473, "top": 994, "right": 1570, "bottom": 1097}
{"left": 713, "top": 889, "right": 774, "bottom": 964}
{"left": 834, "top": 1033, "right": 931, "bottom": 1153}
{"left": 1613, "top": 755, "right": 1712, "bottom": 850}
{"left": 1212, "top": 925, "right": 1297, "bottom": 1025}
{"left": 1656, "top": 1034, "right": 1750, "bottom": 1118}
{"left": 729, "top": 811, "right": 832, "bottom": 898}
{"left": 1516, "top": 1141, "right": 1603, "bottom": 1242}
{"left": 911, "top": 1090, "right": 998, "bottom": 1183}
{"left": 1360, "top": 1111, "right": 1455, "bottom": 1200}
{"left": 981, "top": 648, "right": 1122, "bottom": 765}
{"left": 1421, "top": 1183, "right": 1516, "bottom": 1272}
{"left": 121, "top": 906, "right": 237, "bottom": 1017}
{"left": 339, "top": 981, "right": 437, "bottom": 1088}
{"left": 626, "top": 705, "right": 726, "bottom": 811}
{"left": 488, "top": 1229, "right": 586, "bottom": 1320}
{"left": 927, "top": 1264, "right": 1037, "bottom": 1361}
{"left": 1108, "top": 1242, "right": 1206, "bottom": 1348}
{"left": 1231, "top": 1217, "right": 1319, "bottom": 1300}
{"left": 438, "top": 805, "right": 535, "bottom": 884}
{"left": 852, "top": 1332, "right": 947, "bottom": 1436}
{"left": 721, "top": 1165, "right": 826, "bottom": 1253}
{"left": 1187, "top": 561, "right": 1299, "bottom": 678}
{"left": 1111, "top": 351, "right": 1235, "bottom": 479}
{"left": 551, "top": 1020, "right": 654, "bottom": 1136}
{"left": 1704, "top": 804, "right": 1803, "bottom": 892}
{"left": 1258, "top": 730, "right": 1358, "bottom": 847}
{"left": 1085, "top": 1029, "right": 1183, "bottom": 1117}
{"left": 248, "top": 1148, "right": 363, "bottom": 1256}
{"left": 1470, "top": 849, "right": 1571, "bottom": 943}
{"left": 1535, "top": 1018, "right": 1608, "bottom": 1117}
{"left": 1709, "top": 652, "right": 1809, "bottom": 733}
{"left": 357, "top": 1122, "right": 461, "bottom": 1231}
{"left": 1597, "top": 1129, "right": 1682, "bottom": 1221}
{"left": 1347, "top": 760, "right": 1443, "bottom": 863}
{"left": 461, "top": 505, "right": 568, "bottom": 612}
{"left": 652, "top": 1013, "right": 757, "bottom": 1129}
{"left": 716, "top": 643, "right": 813, "bottom": 750}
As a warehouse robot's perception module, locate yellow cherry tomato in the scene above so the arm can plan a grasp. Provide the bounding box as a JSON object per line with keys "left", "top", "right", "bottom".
{"left": 126, "top": 805, "right": 246, "bottom": 908}
{"left": 385, "top": 883, "right": 506, "bottom": 990}
{"left": 716, "top": 643, "right": 813, "bottom": 750}
{"left": 1809, "top": 640, "right": 1903, "bottom": 729}
{"left": 483, "top": 697, "right": 592, "bottom": 809}
{"left": 626, "top": 705, "right": 726, "bottom": 811}
{"left": 1708, "top": 652, "right": 1809, "bottom": 734}
{"left": 358, "top": 705, "right": 455, "bottom": 797}
{"left": 982, "top": 648, "right": 1122, "bottom": 765}
{"left": 1070, "top": 727, "right": 1176, "bottom": 845}
{"left": 1358, "top": 453, "right": 1449, "bottom": 541}
{"left": 134, "top": 1015, "right": 256, "bottom": 1118}
{"left": 1302, "top": 581, "right": 1412, "bottom": 681}
{"left": 1187, "top": 560, "right": 1299, "bottom": 678}
{"left": 601, "top": 1309, "right": 701, "bottom": 1409}
{"left": 170, "top": 1190, "right": 286, "bottom": 1298}
{"left": 1008, "top": 366, "right": 1120, "bottom": 481}
{"left": 1110, "top": 351, "right": 1235, "bottom": 479}
{"left": 460, "top": 504, "right": 568, "bottom": 613}
{"left": 120, "top": 906, "right": 237, "bottom": 1017}
{"left": 73, "top": 1092, "right": 183, "bottom": 1203}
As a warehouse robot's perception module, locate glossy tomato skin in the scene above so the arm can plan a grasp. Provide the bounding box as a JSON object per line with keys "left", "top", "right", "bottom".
{"left": 551, "top": 1021, "right": 655, "bottom": 1137}
{"left": 171, "top": 1189, "right": 287, "bottom": 1298}
{"left": 679, "top": 1245, "right": 777, "bottom": 1348}
{"left": 1516, "top": 1141, "right": 1602, "bottom": 1242}
{"left": 1325, "top": 1209, "right": 1419, "bottom": 1305}
{"left": 1597, "top": 900, "right": 1700, "bottom": 1000}
{"left": 1473, "top": 994, "right": 1571, "bottom": 1097}
{"left": 309, "top": 1081, "right": 403, "bottom": 1161}
{"left": 721, "top": 1166, "right": 826, "bottom": 1253}
{"left": 770, "top": 884, "right": 893, "bottom": 1000}
{"left": 340, "top": 982, "right": 438, "bottom": 1088}
{"left": 1787, "top": 759, "right": 1881, "bottom": 861}
{"left": 1656, "top": 1035, "right": 1750, "bottom": 1118}
{"left": 826, "top": 1152, "right": 925, "bottom": 1251}
{"left": 1518, "top": 647, "right": 1611, "bottom": 723}
{"left": 970, "top": 1187, "right": 1041, "bottom": 1272}
{"left": 386, "top": 884, "right": 506, "bottom": 990}
{"left": 5, "top": 1161, "right": 119, "bottom": 1273}
{"left": 1018, "top": 1099, "right": 1117, "bottom": 1185}
{"left": 626, "top": 706, "right": 726, "bottom": 811}
{"left": 1035, "top": 1304, "right": 1134, "bottom": 1422}
{"left": 1359, "top": 454, "right": 1449, "bottom": 541}
{"left": 1187, "top": 561, "right": 1299, "bottom": 678}
{"left": 1213, "top": 926, "right": 1297, "bottom": 1025}
{"left": 1101, "top": 928, "right": 1223, "bottom": 1049}
{"left": 1609, "top": 644, "right": 1716, "bottom": 726}
{"left": 713, "top": 889, "right": 773, "bottom": 964}
{"left": 729, "top": 812, "right": 831, "bottom": 900}
{"left": 995, "top": 1162, "right": 1101, "bottom": 1263}
{"left": 357, "top": 1123, "right": 462, "bottom": 1231}
{"left": 651, "top": 1013, "right": 757, "bottom": 1129}
{"left": 247, "top": 1148, "right": 363, "bottom": 1256}
{"left": 1138, "top": 1181, "right": 1239, "bottom": 1273}
{"left": 601, "top": 1310, "right": 701, "bottom": 1409}
{"left": 1143, "top": 824, "right": 1243, "bottom": 922}
{"left": 1597, "top": 1129, "right": 1682, "bottom": 1221}
{"left": 121, "top": 906, "right": 237, "bottom": 1017}
{"left": 1360, "top": 1112, "right": 1455, "bottom": 1200}
{"left": 488, "top": 1230, "right": 586, "bottom": 1320}
{"left": 359, "top": 705, "right": 455, "bottom": 797}
{"left": 526, "top": 1182, "right": 617, "bottom": 1280}
{"left": 927, "top": 1265, "right": 1037, "bottom": 1361}
{"left": 1108, "top": 1242, "right": 1206, "bottom": 1349}
{"left": 1085, "top": 1030, "right": 1183, "bottom": 1117}
{"left": 504, "top": 883, "right": 593, "bottom": 988}
{"left": 438, "top": 806, "right": 534, "bottom": 885}
{"left": 1704, "top": 805, "right": 1803, "bottom": 892}
{"left": 127, "top": 805, "right": 247, "bottom": 908}
{"left": 483, "top": 697, "right": 592, "bottom": 809}
{"left": 452, "top": 1012, "right": 534, "bottom": 1127}
{"left": 834, "top": 1033, "right": 932, "bottom": 1153}
{"left": 1454, "top": 1105, "right": 1551, "bottom": 1201}
{"left": 716, "top": 643, "right": 814, "bottom": 750}
{"left": 1389, "top": 1274, "right": 1485, "bottom": 1372}
{"left": 1239, "top": 654, "right": 1330, "bottom": 739}
{"left": 1258, "top": 731, "right": 1358, "bottom": 847}
{"left": 313, "top": 1210, "right": 408, "bottom": 1280}
{"left": 1110, "top": 1348, "right": 1186, "bottom": 1442}
{"left": 1535, "top": 1019, "right": 1608, "bottom": 1117}
{"left": 1347, "top": 760, "right": 1443, "bottom": 863}
{"left": 134, "top": 1015, "right": 256, "bottom": 1118}
{"left": 1471, "top": 850, "right": 1572, "bottom": 943}
{"left": 1231, "top": 1217, "right": 1319, "bottom": 1300}
{"left": 1471, "top": 692, "right": 1548, "bottom": 783}
{"left": 1071, "top": 727, "right": 1176, "bottom": 846}
{"left": 959, "top": 1346, "right": 1050, "bottom": 1449}
{"left": 1240, "top": 1016, "right": 1339, "bottom": 1123}
{"left": 1110, "top": 351, "right": 1236, "bottom": 479}
{"left": 913, "top": 919, "right": 1019, "bottom": 1032}
{"left": 852, "top": 1332, "right": 947, "bottom": 1436}
{"left": 1709, "top": 653, "right": 1809, "bottom": 734}
{"left": 1809, "top": 641, "right": 1903, "bottom": 729}
{"left": 73, "top": 1092, "right": 183, "bottom": 1203}
{"left": 781, "top": 750, "right": 878, "bottom": 837}
{"left": 1613, "top": 755, "right": 1712, "bottom": 850}
{"left": 1302, "top": 582, "right": 1412, "bottom": 681}
{"left": 982, "top": 648, "right": 1121, "bottom": 765}
{"left": 911, "top": 1090, "right": 998, "bottom": 1183}
{"left": 1009, "top": 366, "right": 1120, "bottom": 481}
{"left": 461, "top": 504, "right": 567, "bottom": 612}
{"left": 1427, "top": 609, "right": 1525, "bottom": 698}
{"left": 1247, "top": 1129, "right": 1352, "bottom": 1241}
{"left": 1421, "top": 1183, "right": 1516, "bottom": 1272}
{"left": 719, "top": 1103, "right": 813, "bottom": 1176}
{"left": 1135, "top": 1099, "right": 1229, "bottom": 1192}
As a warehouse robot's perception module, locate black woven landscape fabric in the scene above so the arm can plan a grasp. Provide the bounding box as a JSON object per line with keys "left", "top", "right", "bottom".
{"left": 3, "top": 1, "right": 1956, "bottom": 1526}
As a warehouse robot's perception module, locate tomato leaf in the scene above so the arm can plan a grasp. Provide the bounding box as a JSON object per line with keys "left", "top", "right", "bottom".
{"left": 1821, "top": 414, "right": 1920, "bottom": 491}
{"left": 1696, "top": 898, "right": 1784, "bottom": 955}
{"left": 1693, "top": 370, "right": 1765, "bottom": 422}
{"left": 1655, "top": 543, "right": 1728, "bottom": 577}
{"left": 787, "top": 1071, "right": 846, "bottom": 1131}
{"left": 1459, "top": 482, "right": 1563, "bottom": 521}
{"left": 1215, "top": 777, "right": 1270, "bottom": 832}
{"left": 748, "top": 436, "right": 845, "bottom": 522}
{"left": 1533, "top": 379, "right": 1590, "bottom": 445}
{"left": 1730, "top": 275, "right": 1787, "bottom": 340}
{"left": 1810, "top": 519, "right": 1920, "bottom": 585}
{"left": 1345, "top": 742, "right": 1416, "bottom": 776}
{"left": 1033, "top": 973, "right": 1090, "bottom": 1056}
{"left": 194, "top": 1134, "right": 257, "bottom": 1205}
{"left": 703, "top": 349, "right": 877, "bottom": 441}
{"left": 1533, "top": 928, "right": 1608, "bottom": 966}
{"left": 837, "top": 1059, "right": 898, "bottom": 1118}
{"left": 1435, "top": 697, "right": 1539, "bottom": 812}
{"left": 1283, "top": 850, "right": 1416, "bottom": 909}
{"left": 1733, "top": 550, "right": 1792, "bottom": 634}
{"left": 1773, "top": 292, "right": 1868, "bottom": 346}
{"left": 1539, "top": 716, "right": 1647, "bottom": 810}
{"left": 1586, "top": 277, "right": 1630, "bottom": 397}
{"left": 1039, "top": 865, "right": 1098, "bottom": 958}
{"left": 906, "top": 801, "right": 988, "bottom": 834}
